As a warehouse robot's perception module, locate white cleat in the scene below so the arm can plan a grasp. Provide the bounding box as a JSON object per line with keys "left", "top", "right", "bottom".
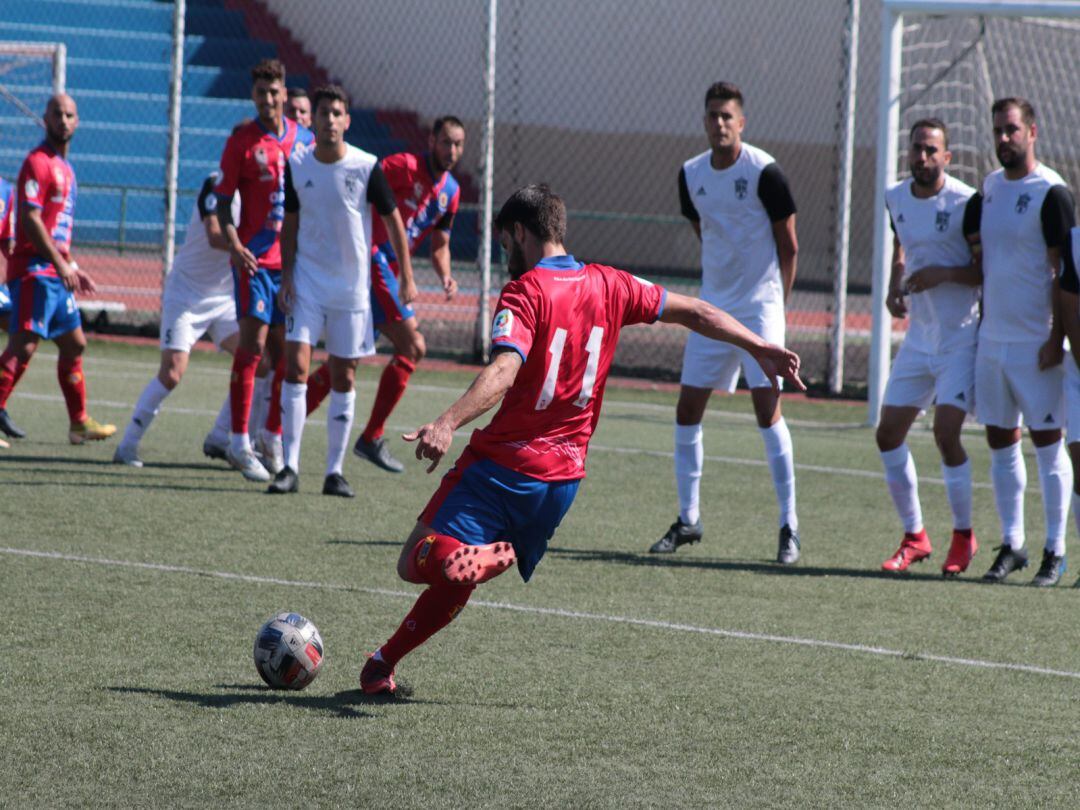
{"left": 256, "top": 430, "right": 284, "bottom": 475}
{"left": 112, "top": 445, "right": 144, "bottom": 468}
{"left": 226, "top": 446, "right": 271, "bottom": 482}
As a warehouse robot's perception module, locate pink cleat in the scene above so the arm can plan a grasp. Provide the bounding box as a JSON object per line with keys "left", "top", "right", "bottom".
{"left": 443, "top": 542, "right": 516, "bottom": 585}
{"left": 881, "top": 530, "right": 932, "bottom": 573}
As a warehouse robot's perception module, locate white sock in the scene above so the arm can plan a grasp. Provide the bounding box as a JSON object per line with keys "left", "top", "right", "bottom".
{"left": 1035, "top": 440, "right": 1071, "bottom": 556}
{"left": 229, "top": 430, "right": 252, "bottom": 455}
{"left": 941, "top": 458, "right": 973, "bottom": 531}
{"left": 326, "top": 388, "right": 356, "bottom": 477}
{"left": 759, "top": 418, "right": 797, "bottom": 530}
{"left": 674, "top": 423, "right": 703, "bottom": 525}
{"left": 880, "top": 444, "right": 922, "bottom": 534}
{"left": 209, "top": 394, "right": 231, "bottom": 443}
{"left": 282, "top": 381, "right": 307, "bottom": 473}
{"left": 121, "top": 377, "right": 171, "bottom": 450}
{"left": 249, "top": 374, "right": 271, "bottom": 439}
{"left": 990, "top": 443, "right": 1026, "bottom": 549}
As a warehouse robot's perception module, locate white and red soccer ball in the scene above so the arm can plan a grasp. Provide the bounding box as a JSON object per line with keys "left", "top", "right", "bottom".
{"left": 253, "top": 612, "right": 324, "bottom": 690}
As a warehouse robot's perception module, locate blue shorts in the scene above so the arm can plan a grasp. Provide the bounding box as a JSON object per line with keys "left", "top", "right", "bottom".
{"left": 370, "top": 249, "right": 415, "bottom": 326}
{"left": 0, "top": 283, "right": 10, "bottom": 317}
{"left": 233, "top": 265, "right": 285, "bottom": 326}
{"left": 9, "top": 275, "right": 81, "bottom": 339}
{"left": 420, "top": 447, "right": 580, "bottom": 582}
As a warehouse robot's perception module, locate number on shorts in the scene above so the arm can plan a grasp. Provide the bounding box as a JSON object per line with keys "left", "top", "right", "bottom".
{"left": 535, "top": 326, "right": 605, "bottom": 411}
{"left": 164, "top": 328, "right": 173, "bottom": 345}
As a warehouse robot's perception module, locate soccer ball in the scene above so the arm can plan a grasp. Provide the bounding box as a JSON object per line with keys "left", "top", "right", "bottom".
{"left": 253, "top": 612, "right": 324, "bottom": 690}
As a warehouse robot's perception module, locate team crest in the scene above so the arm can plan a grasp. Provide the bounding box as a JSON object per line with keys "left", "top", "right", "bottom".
{"left": 438, "top": 191, "right": 448, "bottom": 209}
{"left": 254, "top": 146, "right": 273, "bottom": 181}
{"left": 344, "top": 170, "right": 364, "bottom": 195}
{"left": 492, "top": 308, "right": 513, "bottom": 339}
{"left": 256, "top": 300, "right": 266, "bottom": 314}
{"left": 734, "top": 178, "right": 748, "bottom": 199}
{"left": 1016, "top": 193, "right": 1031, "bottom": 214}
{"left": 935, "top": 211, "right": 950, "bottom": 232}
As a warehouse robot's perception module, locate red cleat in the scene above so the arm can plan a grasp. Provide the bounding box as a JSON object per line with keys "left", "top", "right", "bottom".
{"left": 360, "top": 654, "right": 396, "bottom": 695}
{"left": 881, "top": 530, "right": 932, "bottom": 572}
{"left": 942, "top": 529, "right": 978, "bottom": 577}
{"left": 443, "top": 541, "right": 516, "bottom": 585}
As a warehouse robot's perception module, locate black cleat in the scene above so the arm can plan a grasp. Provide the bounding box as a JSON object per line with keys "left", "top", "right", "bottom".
{"left": 776, "top": 524, "right": 801, "bottom": 565}
{"left": 1031, "top": 550, "right": 1066, "bottom": 588}
{"left": 0, "top": 407, "right": 26, "bottom": 439}
{"left": 267, "top": 466, "right": 299, "bottom": 494}
{"left": 982, "top": 544, "right": 1029, "bottom": 583}
{"left": 353, "top": 435, "right": 405, "bottom": 473}
{"left": 322, "top": 472, "right": 355, "bottom": 498}
{"left": 649, "top": 517, "right": 703, "bottom": 553}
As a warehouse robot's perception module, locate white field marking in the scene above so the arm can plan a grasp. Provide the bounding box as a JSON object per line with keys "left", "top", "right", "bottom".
{"left": 4, "top": 546, "right": 1080, "bottom": 682}
{"left": 5, "top": 390, "right": 992, "bottom": 491}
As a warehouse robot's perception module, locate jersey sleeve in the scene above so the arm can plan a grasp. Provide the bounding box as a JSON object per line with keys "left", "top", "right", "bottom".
{"left": 18, "top": 152, "right": 52, "bottom": 210}
{"left": 616, "top": 269, "right": 667, "bottom": 326}
{"left": 490, "top": 280, "right": 538, "bottom": 362}
{"left": 757, "top": 163, "right": 797, "bottom": 222}
{"left": 678, "top": 167, "right": 699, "bottom": 223}
{"left": 366, "top": 164, "right": 397, "bottom": 216}
{"left": 963, "top": 192, "right": 982, "bottom": 238}
{"left": 196, "top": 175, "right": 219, "bottom": 220}
{"left": 1060, "top": 228, "right": 1080, "bottom": 294}
{"left": 436, "top": 187, "right": 461, "bottom": 232}
{"left": 1041, "top": 185, "right": 1075, "bottom": 249}
{"left": 283, "top": 161, "right": 299, "bottom": 214}
{"left": 214, "top": 134, "right": 243, "bottom": 199}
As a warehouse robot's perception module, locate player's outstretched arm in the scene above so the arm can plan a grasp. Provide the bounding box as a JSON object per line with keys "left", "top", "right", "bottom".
{"left": 403, "top": 349, "right": 523, "bottom": 472}
{"left": 660, "top": 291, "right": 805, "bottom": 392}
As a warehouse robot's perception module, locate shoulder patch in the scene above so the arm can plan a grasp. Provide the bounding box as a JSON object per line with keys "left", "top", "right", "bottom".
{"left": 492, "top": 308, "right": 514, "bottom": 339}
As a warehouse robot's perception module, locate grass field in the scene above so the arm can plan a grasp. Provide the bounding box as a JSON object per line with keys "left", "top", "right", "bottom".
{"left": 2, "top": 338, "right": 1079, "bottom": 808}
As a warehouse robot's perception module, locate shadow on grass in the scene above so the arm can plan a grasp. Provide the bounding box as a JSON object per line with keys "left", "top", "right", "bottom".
{"left": 0, "top": 453, "right": 235, "bottom": 474}
{"left": 545, "top": 545, "right": 998, "bottom": 585}
{"left": 0, "top": 478, "right": 255, "bottom": 494}
{"left": 107, "top": 683, "right": 425, "bottom": 718}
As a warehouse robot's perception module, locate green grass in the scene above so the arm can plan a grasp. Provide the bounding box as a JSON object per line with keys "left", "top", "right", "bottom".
{"left": 2, "top": 338, "right": 1079, "bottom": 808}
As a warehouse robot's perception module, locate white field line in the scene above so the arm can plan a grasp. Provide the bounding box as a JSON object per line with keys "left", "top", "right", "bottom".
{"left": 3, "top": 546, "right": 1079, "bottom": 682}
{"left": 6, "top": 389, "right": 990, "bottom": 490}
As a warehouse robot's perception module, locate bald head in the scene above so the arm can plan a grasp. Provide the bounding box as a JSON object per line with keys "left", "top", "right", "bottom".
{"left": 44, "top": 93, "right": 78, "bottom": 150}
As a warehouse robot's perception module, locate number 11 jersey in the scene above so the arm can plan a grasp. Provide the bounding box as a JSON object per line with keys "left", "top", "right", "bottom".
{"left": 470, "top": 254, "right": 666, "bottom": 481}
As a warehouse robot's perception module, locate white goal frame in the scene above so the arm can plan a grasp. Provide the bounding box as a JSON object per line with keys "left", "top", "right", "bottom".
{"left": 868, "top": 0, "right": 1080, "bottom": 425}
{"left": 0, "top": 41, "right": 66, "bottom": 125}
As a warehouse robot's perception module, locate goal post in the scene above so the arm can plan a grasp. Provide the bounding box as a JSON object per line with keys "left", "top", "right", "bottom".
{"left": 868, "top": 0, "right": 1080, "bottom": 425}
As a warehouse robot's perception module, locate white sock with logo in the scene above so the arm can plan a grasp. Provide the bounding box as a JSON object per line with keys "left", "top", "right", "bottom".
{"left": 880, "top": 444, "right": 922, "bottom": 534}
{"left": 990, "top": 443, "right": 1026, "bottom": 549}
{"left": 759, "top": 418, "right": 797, "bottom": 530}
{"left": 1035, "top": 440, "right": 1071, "bottom": 556}
{"left": 121, "top": 377, "right": 171, "bottom": 450}
{"left": 326, "top": 389, "right": 355, "bottom": 477}
{"left": 941, "top": 458, "right": 973, "bottom": 531}
{"left": 674, "top": 423, "right": 703, "bottom": 525}
{"left": 282, "top": 382, "right": 307, "bottom": 473}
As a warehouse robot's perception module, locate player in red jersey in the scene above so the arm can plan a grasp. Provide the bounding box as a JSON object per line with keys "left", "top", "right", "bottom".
{"left": 305, "top": 117, "right": 465, "bottom": 472}
{"left": 215, "top": 59, "right": 314, "bottom": 482}
{"left": 1, "top": 173, "right": 16, "bottom": 334}
{"left": 359, "top": 185, "right": 804, "bottom": 694}
{"left": 0, "top": 94, "right": 115, "bottom": 445}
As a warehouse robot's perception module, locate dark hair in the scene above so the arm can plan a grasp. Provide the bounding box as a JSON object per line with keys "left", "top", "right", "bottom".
{"left": 287, "top": 87, "right": 308, "bottom": 99}
{"left": 991, "top": 96, "right": 1036, "bottom": 125}
{"left": 251, "top": 59, "right": 285, "bottom": 85}
{"left": 433, "top": 115, "right": 466, "bottom": 137}
{"left": 312, "top": 84, "right": 350, "bottom": 112}
{"left": 494, "top": 184, "right": 566, "bottom": 243}
{"left": 705, "top": 81, "right": 743, "bottom": 108}
{"left": 909, "top": 117, "right": 949, "bottom": 150}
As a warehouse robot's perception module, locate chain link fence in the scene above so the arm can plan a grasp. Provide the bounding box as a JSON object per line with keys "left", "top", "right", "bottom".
{"left": 4, "top": 1, "right": 1079, "bottom": 393}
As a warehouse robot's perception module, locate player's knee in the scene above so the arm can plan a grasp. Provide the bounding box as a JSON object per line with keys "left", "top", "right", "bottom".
{"left": 876, "top": 422, "right": 905, "bottom": 451}
{"left": 159, "top": 367, "right": 183, "bottom": 390}
{"left": 407, "top": 333, "right": 426, "bottom": 363}
{"left": 932, "top": 423, "right": 961, "bottom": 454}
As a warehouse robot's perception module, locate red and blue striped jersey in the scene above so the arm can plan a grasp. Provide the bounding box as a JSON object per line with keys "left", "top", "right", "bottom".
{"left": 215, "top": 118, "right": 314, "bottom": 270}
{"left": 370, "top": 152, "right": 460, "bottom": 261}
{"left": 9, "top": 142, "right": 77, "bottom": 280}
{"left": 469, "top": 256, "right": 666, "bottom": 481}
{"left": 0, "top": 175, "right": 14, "bottom": 258}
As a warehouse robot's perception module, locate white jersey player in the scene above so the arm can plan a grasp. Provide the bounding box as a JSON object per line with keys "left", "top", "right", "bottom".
{"left": 649, "top": 81, "right": 801, "bottom": 564}
{"left": 875, "top": 119, "right": 982, "bottom": 576}
{"left": 113, "top": 167, "right": 243, "bottom": 467}
{"left": 270, "top": 84, "right": 414, "bottom": 497}
{"left": 975, "top": 97, "right": 1075, "bottom": 587}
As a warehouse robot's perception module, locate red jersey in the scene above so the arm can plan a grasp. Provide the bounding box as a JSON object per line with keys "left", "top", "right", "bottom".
{"left": 0, "top": 175, "right": 14, "bottom": 260}
{"left": 9, "top": 142, "right": 77, "bottom": 280}
{"left": 370, "top": 152, "right": 460, "bottom": 260}
{"left": 469, "top": 255, "right": 666, "bottom": 481}
{"left": 214, "top": 118, "right": 313, "bottom": 270}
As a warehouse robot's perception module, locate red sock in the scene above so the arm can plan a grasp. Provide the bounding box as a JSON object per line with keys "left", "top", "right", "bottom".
{"left": 0, "top": 349, "right": 21, "bottom": 409}
{"left": 306, "top": 362, "right": 332, "bottom": 415}
{"left": 57, "top": 356, "right": 88, "bottom": 423}
{"left": 265, "top": 356, "right": 285, "bottom": 435}
{"left": 362, "top": 355, "right": 415, "bottom": 442}
{"left": 229, "top": 348, "right": 261, "bottom": 434}
{"left": 378, "top": 579, "right": 475, "bottom": 668}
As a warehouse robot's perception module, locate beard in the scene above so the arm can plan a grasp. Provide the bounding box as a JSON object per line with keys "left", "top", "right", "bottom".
{"left": 911, "top": 164, "right": 941, "bottom": 188}
{"left": 507, "top": 239, "right": 527, "bottom": 280}
{"left": 997, "top": 144, "right": 1022, "bottom": 169}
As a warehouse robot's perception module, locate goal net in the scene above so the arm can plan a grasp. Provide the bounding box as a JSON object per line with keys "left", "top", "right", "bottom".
{"left": 0, "top": 41, "right": 66, "bottom": 182}
{"left": 868, "top": 1, "right": 1080, "bottom": 422}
